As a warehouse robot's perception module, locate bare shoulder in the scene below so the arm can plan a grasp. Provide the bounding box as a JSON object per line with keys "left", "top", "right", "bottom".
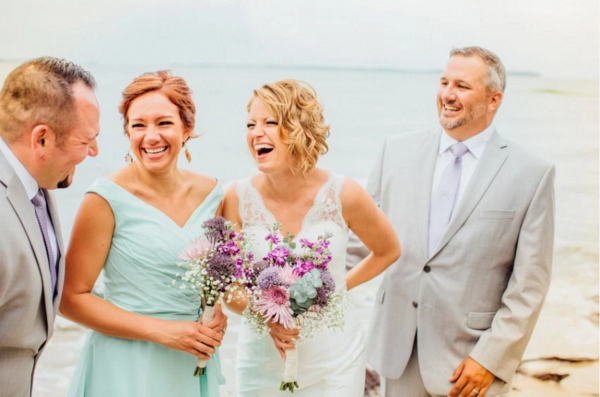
{"left": 184, "top": 170, "right": 218, "bottom": 196}
{"left": 222, "top": 182, "right": 242, "bottom": 227}
{"left": 339, "top": 177, "right": 375, "bottom": 215}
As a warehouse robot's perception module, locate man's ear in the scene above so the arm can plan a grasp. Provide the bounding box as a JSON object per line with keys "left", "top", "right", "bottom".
{"left": 488, "top": 91, "right": 503, "bottom": 112}
{"left": 31, "top": 124, "right": 51, "bottom": 157}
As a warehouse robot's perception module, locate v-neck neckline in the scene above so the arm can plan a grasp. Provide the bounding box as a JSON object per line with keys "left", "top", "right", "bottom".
{"left": 105, "top": 178, "right": 220, "bottom": 230}
{"left": 248, "top": 173, "right": 333, "bottom": 242}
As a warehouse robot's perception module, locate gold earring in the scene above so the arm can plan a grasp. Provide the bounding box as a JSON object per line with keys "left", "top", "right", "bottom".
{"left": 184, "top": 142, "right": 191, "bottom": 163}
{"left": 125, "top": 148, "right": 134, "bottom": 164}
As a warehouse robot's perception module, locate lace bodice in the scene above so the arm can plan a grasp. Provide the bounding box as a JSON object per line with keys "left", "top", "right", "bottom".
{"left": 236, "top": 172, "right": 349, "bottom": 289}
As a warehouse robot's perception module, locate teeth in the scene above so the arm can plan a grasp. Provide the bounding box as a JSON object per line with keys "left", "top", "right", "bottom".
{"left": 445, "top": 104, "right": 460, "bottom": 111}
{"left": 254, "top": 144, "right": 274, "bottom": 151}
{"left": 145, "top": 147, "right": 167, "bottom": 154}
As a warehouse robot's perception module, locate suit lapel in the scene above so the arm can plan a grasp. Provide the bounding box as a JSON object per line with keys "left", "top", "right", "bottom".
{"left": 416, "top": 128, "right": 442, "bottom": 262}
{"left": 428, "top": 130, "right": 508, "bottom": 260}
{"left": 0, "top": 151, "right": 54, "bottom": 333}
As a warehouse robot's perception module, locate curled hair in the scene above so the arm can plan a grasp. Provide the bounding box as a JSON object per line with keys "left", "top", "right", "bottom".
{"left": 248, "top": 79, "right": 330, "bottom": 173}
{"left": 450, "top": 46, "right": 506, "bottom": 93}
{"left": 118, "top": 70, "right": 197, "bottom": 139}
{"left": 0, "top": 57, "right": 96, "bottom": 144}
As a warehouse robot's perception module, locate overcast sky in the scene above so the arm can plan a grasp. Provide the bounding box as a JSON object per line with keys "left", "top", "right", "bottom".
{"left": 2, "top": 0, "right": 598, "bottom": 79}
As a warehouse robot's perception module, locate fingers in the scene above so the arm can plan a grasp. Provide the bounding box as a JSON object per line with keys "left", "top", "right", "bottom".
{"left": 448, "top": 358, "right": 495, "bottom": 397}
{"left": 196, "top": 325, "right": 223, "bottom": 347}
{"left": 448, "top": 374, "right": 469, "bottom": 397}
{"left": 449, "top": 361, "right": 464, "bottom": 382}
{"left": 190, "top": 341, "right": 214, "bottom": 359}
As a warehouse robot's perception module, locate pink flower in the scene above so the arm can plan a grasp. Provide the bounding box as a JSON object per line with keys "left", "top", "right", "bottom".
{"left": 276, "top": 265, "right": 299, "bottom": 286}
{"left": 255, "top": 286, "right": 295, "bottom": 329}
{"left": 178, "top": 237, "right": 213, "bottom": 260}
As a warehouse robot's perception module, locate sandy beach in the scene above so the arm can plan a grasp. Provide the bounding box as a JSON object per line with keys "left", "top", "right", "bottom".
{"left": 33, "top": 261, "right": 599, "bottom": 396}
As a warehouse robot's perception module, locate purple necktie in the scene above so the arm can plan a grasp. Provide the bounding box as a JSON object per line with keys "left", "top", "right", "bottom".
{"left": 428, "top": 142, "right": 469, "bottom": 256}
{"left": 31, "top": 189, "right": 57, "bottom": 296}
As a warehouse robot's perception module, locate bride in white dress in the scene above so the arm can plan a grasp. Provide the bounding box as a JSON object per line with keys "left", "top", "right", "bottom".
{"left": 223, "top": 79, "right": 400, "bottom": 396}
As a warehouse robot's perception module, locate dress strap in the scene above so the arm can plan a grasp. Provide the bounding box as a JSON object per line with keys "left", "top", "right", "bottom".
{"left": 236, "top": 177, "right": 273, "bottom": 230}
{"left": 305, "top": 172, "right": 347, "bottom": 231}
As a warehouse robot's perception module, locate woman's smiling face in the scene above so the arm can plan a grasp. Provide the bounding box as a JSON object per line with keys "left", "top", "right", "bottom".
{"left": 126, "top": 91, "right": 189, "bottom": 173}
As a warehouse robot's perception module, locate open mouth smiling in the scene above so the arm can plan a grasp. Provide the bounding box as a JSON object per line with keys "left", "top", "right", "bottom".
{"left": 143, "top": 147, "right": 167, "bottom": 154}
{"left": 255, "top": 144, "right": 274, "bottom": 156}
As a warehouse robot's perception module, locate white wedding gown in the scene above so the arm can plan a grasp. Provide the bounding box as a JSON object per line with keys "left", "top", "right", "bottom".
{"left": 235, "top": 172, "right": 366, "bottom": 397}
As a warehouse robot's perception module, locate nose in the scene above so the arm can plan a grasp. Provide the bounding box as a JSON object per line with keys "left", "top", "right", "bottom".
{"left": 88, "top": 138, "right": 99, "bottom": 157}
{"left": 441, "top": 85, "right": 456, "bottom": 102}
{"left": 249, "top": 123, "right": 265, "bottom": 139}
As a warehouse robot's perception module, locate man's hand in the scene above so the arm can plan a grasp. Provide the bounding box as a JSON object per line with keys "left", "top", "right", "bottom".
{"left": 448, "top": 356, "right": 495, "bottom": 397}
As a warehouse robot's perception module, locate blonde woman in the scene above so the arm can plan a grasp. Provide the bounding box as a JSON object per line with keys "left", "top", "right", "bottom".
{"left": 223, "top": 80, "right": 400, "bottom": 396}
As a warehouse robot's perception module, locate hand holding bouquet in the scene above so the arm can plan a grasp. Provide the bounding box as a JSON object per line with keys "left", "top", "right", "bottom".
{"left": 244, "top": 224, "right": 348, "bottom": 393}
{"left": 176, "top": 216, "right": 253, "bottom": 376}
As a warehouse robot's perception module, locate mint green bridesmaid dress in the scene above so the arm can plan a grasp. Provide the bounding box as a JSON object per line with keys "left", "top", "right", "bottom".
{"left": 67, "top": 178, "right": 225, "bottom": 397}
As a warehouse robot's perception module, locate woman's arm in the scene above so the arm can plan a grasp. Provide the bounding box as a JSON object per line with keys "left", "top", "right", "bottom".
{"left": 59, "top": 193, "right": 222, "bottom": 360}
{"left": 221, "top": 183, "right": 249, "bottom": 315}
{"left": 341, "top": 178, "right": 401, "bottom": 291}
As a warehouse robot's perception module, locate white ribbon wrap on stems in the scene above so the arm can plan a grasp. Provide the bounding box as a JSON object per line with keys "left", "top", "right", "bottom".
{"left": 282, "top": 347, "right": 298, "bottom": 382}
{"left": 195, "top": 304, "right": 216, "bottom": 376}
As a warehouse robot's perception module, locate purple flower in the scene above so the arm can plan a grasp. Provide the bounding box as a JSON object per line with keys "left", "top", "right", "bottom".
{"left": 218, "top": 240, "right": 240, "bottom": 255}
{"left": 206, "top": 252, "right": 237, "bottom": 282}
{"left": 254, "top": 286, "right": 295, "bottom": 329}
{"left": 202, "top": 216, "right": 228, "bottom": 241}
{"left": 299, "top": 238, "right": 314, "bottom": 249}
{"left": 292, "top": 260, "right": 317, "bottom": 277}
{"left": 267, "top": 246, "right": 290, "bottom": 266}
{"left": 265, "top": 233, "right": 281, "bottom": 245}
{"left": 257, "top": 267, "right": 280, "bottom": 289}
{"left": 313, "top": 270, "right": 335, "bottom": 306}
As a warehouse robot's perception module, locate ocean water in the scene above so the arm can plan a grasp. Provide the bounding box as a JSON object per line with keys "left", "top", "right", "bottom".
{"left": 0, "top": 63, "right": 597, "bottom": 396}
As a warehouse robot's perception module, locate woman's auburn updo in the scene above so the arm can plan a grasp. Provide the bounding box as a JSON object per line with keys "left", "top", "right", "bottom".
{"left": 118, "top": 70, "right": 198, "bottom": 140}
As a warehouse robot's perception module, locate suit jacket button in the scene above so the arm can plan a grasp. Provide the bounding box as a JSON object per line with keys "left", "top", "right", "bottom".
{"left": 424, "top": 265, "right": 431, "bottom": 273}
{"left": 412, "top": 301, "right": 418, "bottom": 308}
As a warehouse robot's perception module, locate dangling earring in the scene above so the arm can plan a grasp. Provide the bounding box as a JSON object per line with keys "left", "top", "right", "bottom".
{"left": 183, "top": 142, "right": 192, "bottom": 163}
{"left": 125, "top": 148, "right": 134, "bottom": 164}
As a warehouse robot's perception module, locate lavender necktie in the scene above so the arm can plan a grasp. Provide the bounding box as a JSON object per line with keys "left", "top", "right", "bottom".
{"left": 31, "top": 189, "right": 57, "bottom": 296}
{"left": 428, "top": 142, "right": 469, "bottom": 256}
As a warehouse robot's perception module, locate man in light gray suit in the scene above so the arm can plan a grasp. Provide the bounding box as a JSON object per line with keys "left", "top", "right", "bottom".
{"left": 349, "top": 47, "right": 554, "bottom": 397}
{"left": 0, "top": 57, "right": 99, "bottom": 396}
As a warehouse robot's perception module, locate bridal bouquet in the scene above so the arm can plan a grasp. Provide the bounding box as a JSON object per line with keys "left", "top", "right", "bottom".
{"left": 243, "top": 223, "right": 348, "bottom": 393}
{"left": 176, "top": 216, "right": 253, "bottom": 376}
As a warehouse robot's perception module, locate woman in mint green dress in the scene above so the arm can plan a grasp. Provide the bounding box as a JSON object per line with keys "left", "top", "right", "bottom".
{"left": 60, "top": 71, "right": 226, "bottom": 397}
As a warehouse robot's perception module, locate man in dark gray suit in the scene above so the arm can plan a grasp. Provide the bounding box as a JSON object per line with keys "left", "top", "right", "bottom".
{"left": 350, "top": 47, "right": 554, "bottom": 397}
{"left": 0, "top": 57, "right": 100, "bottom": 396}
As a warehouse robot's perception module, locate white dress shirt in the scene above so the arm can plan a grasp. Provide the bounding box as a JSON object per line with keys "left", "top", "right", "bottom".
{"left": 0, "top": 136, "right": 59, "bottom": 265}
{"left": 431, "top": 125, "right": 495, "bottom": 219}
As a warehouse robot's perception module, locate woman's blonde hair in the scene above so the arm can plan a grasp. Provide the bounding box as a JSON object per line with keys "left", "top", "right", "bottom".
{"left": 248, "top": 79, "right": 330, "bottom": 173}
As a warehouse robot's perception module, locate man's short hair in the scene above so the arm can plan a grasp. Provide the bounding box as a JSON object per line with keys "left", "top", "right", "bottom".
{"left": 450, "top": 46, "right": 506, "bottom": 93}
{"left": 0, "top": 57, "right": 96, "bottom": 144}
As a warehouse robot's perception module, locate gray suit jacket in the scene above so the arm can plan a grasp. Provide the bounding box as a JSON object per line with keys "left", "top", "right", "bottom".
{"left": 348, "top": 128, "right": 554, "bottom": 395}
{"left": 0, "top": 150, "right": 65, "bottom": 397}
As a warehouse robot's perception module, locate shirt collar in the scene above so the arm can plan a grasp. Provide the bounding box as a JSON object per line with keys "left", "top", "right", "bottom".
{"left": 438, "top": 124, "right": 495, "bottom": 159}
{"left": 0, "top": 136, "right": 40, "bottom": 200}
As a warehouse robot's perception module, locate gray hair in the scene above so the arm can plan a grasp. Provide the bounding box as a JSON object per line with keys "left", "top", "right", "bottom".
{"left": 450, "top": 46, "right": 506, "bottom": 93}
{"left": 0, "top": 57, "right": 96, "bottom": 143}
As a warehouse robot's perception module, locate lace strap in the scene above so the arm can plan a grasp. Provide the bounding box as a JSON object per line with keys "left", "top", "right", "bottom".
{"left": 236, "top": 177, "right": 273, "bottom": 229}
{"left": 305, "top": 172, "right": 347, "bottom": 230}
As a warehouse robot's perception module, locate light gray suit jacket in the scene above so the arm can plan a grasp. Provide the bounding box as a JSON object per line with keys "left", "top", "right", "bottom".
{"left": 0, "top": 150, "right": 65, "bottom": 397}
{"left": 348, "top": 128, "right": 554, "bottom": 395}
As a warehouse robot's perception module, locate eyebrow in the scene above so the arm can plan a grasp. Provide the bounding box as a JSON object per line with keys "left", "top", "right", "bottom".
{"left": 130, "top": 115, "right": 175, "bottom": 122}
